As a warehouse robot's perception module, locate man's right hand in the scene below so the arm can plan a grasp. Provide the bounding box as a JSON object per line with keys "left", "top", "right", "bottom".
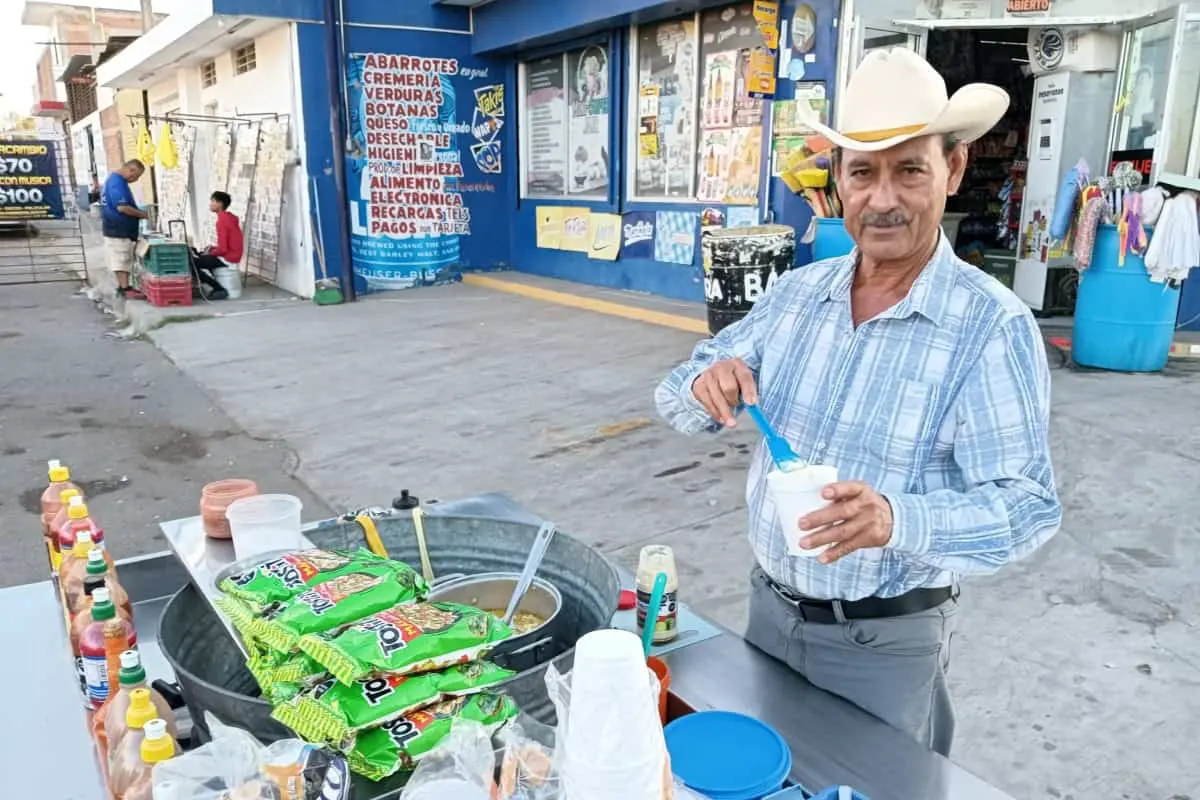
{"left": 691, "top": 358, "right": 758, "bottom": 427}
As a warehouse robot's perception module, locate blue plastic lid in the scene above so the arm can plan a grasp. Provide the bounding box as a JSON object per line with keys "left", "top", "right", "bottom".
{"left": 666, "top": 711, "right": 792, "bottom": 798}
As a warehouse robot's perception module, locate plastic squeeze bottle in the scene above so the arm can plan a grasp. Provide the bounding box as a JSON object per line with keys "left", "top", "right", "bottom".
{"left": 41, "top": 460, "right": 79, "bottom": 538}
{"left": 79, "top": 588, "right": 137, "bottom": 708}
{"left": 119, "top": 718, "right": 176, "bottom": 800}
{"left": 101, "top": 650, "right": 178, "bottom": 764}
{"left": 78, "top": 548, "right": 133, "bottom": 619}
{"left": 636, "top": 545, "right": 680, "bottom": 645}
{"left": 62, "top": 532, "right": 116, "bottom": 615}
{"left": 48, "top": 487, "right": 82, "bottom": 574}
{"left": 58, "top": 497, "right": 107, "bottom": 576}
{"left": 110, "top": 690, "right": 176, "bottom": 796}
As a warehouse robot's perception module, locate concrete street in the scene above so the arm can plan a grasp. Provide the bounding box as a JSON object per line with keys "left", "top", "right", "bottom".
{"left": 0, "top": 282, "right": 328, "bottom": 584}
{"left": 3, "top": 272, "right": 1198, "bottom": 799}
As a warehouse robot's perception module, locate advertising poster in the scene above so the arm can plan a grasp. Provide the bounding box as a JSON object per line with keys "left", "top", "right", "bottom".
{"left": 697, "top": 129, "right": 731, "bottom": 203}
{"left": 560, "top": 207, "right": 591, "bottom": 252}
{"left": 733, "top": 51, "right": 765, "bottom": 128}
{"left": 588, "top": 213, "right": 621, "bottom": 260}
{"left": 345, "top": 52, "right": 502, "bottom": 292}
{"left": 727, "top": 207, "right": 758, "bottom": 228}
{"left": 524, "top": 56, "right": 567, "bottom": 195}
{"left": 654, "top": 210, "right": 697, "bottom": 265}
{"left": 634, "top": 19, "right": 697, "bottom": 198}
{"left": 725, "top": 125, "right": 762, "bottom": 205}
{"left": 568, "top": 45, "right": 610, "bottom": 196}
{"left": 702, "top": 51, "right": 737, "bottom": 130}
{"left": 536, "top": 206, "right": 564, "bottom": 249}
{"left": 0, "top": 140, "right": 65, "bottom": 221}
{"left": 620, "top": 211, "right": 656, "bottom": 259}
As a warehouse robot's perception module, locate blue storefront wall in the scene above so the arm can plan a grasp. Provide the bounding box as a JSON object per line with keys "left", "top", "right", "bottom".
{"left": 475, "top": 0, "right": 842, "bottom": 302}
{"left": 293, "top": 5, "right": 517, "bottom": 295}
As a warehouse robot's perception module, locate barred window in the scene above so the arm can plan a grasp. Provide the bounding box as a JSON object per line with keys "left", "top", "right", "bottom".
{"left": 201, "top": 60, "right": 217, "bottom": 88}
{"left": 234, "top": 42, "right": 256, "bottom": 75}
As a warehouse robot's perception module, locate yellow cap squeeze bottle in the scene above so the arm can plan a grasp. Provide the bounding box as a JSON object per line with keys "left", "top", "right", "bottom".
{"left": 140, "top": 718, "right": 176, "bottom": 763}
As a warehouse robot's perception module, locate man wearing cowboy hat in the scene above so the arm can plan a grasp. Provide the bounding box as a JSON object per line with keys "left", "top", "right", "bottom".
{"left": 656, "top": 49, "right": 1061, "bottom": 756}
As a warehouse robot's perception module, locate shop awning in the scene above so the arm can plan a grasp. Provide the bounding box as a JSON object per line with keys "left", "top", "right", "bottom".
{"left": 891, "top": 14, "right": 1141, "bottom": 28}
{"left": 94, "top": 0, "right": 277, "bottom": 89}
{"left": 58, "top": 54, "right": 93, "bottom": 86}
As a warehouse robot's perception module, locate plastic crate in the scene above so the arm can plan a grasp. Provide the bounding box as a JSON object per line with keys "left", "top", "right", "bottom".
{"left": 142, "top": 242, "right": 192, "bottom": 277}
{"left": 141, "top": 274, "right": 193, "bottom": 307}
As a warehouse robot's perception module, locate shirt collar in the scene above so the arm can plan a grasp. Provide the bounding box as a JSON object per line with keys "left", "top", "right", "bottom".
{"left": 821, "top": 231, "right": 956, "bottom": 327}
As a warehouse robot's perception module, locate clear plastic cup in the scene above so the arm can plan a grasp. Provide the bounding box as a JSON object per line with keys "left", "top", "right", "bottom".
{"left": 225, "top": 494, "right": 304, "bottom": 560}
{"left": 765, "top": 465, "right": 839, "bottom": 558}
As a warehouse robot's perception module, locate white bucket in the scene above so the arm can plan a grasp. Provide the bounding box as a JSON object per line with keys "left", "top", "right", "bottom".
{"left": 226, "top": 493, "right": 303, "bottom": 560}
{"left": 212, "top": 266, "right": 243, "bottom": 299}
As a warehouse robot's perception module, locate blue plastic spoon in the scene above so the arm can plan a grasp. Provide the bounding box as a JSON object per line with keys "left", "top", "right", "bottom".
{"left": 745, "top": 404, "right": 806, "bottom": 472}
{"left": 642, "top": 571, "right": 668, "bottom": 660}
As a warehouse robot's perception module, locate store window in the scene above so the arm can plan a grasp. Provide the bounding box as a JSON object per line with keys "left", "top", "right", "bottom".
{"left": 629, "top": 3, "right": 767, "bottom": 205}
{"left": 1159, "top": 17, "right": 1200, "bottom": 179}
{"left": 1111, "top": 20, "right": 1174, "bottom": 153}
{"left": 518, "top": 43, "right": 611, "bottom": 198}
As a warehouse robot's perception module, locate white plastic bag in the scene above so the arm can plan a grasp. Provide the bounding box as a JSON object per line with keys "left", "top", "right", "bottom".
{"left": 400, "top": 720, "right": 497, "bottom": 800}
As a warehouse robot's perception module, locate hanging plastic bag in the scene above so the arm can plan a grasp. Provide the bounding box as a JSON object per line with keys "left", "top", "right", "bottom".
{"left": 157, "top": 123, "right": 178, "bottom": 169}
{"left": 135, "top": 119, "right": 156, "bottom": 165}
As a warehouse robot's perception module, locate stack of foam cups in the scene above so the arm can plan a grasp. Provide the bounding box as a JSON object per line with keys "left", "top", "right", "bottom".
{"left": 562, "top": 629, "right": 667, "bottom": 800}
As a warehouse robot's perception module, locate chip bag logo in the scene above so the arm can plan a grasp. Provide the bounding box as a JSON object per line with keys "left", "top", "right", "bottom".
{"left": 358, "top": 608, "right": 422, "bottom": 657}
{"left": 295, "top": 588, "right": 336, "bottom": 616}
{"left": 361, "top": 674, "right": 408, "bottom": 706}
{"left": 382, "top": 702, "right": 445, "bottom": 748}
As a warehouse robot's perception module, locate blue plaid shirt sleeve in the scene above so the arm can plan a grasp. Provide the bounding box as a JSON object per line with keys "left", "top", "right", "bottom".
{"left": 654, "top": 272, "right": 798, "bottom": 436}
{"left": 884, "top": 311, "right": 1061, "bottom": 574}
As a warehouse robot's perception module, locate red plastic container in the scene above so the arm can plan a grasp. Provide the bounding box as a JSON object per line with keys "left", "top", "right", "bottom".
{"left": 141, "top": 275, "right": 193, "bottom": 307}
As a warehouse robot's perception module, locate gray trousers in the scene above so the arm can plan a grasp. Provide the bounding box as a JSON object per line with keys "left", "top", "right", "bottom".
{"left": 744, "top": 566, "right": 960, "bottom": 756}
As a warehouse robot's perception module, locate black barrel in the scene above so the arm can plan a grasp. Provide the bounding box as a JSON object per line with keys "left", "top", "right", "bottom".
{"left": 701, "top": 224, "right": 795, "bottom": 335}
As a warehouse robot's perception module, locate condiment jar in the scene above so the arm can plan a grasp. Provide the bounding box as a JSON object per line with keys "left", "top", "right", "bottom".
{"left": 636, "top": 545, "right": 679, "bottom": 645}
{"left": 200, "top": 479, "right": 258, "bottom": 539}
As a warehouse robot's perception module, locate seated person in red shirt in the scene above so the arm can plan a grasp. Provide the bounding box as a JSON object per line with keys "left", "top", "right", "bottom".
{"left": 191, "top": 191, "right": 244, "bottom": 300}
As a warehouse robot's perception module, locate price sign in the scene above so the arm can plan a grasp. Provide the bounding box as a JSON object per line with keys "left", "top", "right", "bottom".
{"left": 0, "top": 140, "right": 65, "bottom": 221}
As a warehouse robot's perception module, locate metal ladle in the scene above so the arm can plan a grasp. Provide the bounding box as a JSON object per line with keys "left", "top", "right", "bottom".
{"left": 502, "top": 521, "right": 557, "bottom": 626}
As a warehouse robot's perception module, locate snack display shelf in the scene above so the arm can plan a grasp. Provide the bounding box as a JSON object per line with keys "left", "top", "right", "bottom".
{"left": 7, "top": 493, "right": 1017, "bottom": 800}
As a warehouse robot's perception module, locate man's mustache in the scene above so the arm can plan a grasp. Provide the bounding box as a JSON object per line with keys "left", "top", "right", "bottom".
{"left": 861, "top": 211, "right": 909, "bottom": 227}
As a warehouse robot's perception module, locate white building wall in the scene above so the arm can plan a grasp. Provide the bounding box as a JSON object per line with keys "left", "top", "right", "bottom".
{"left": 127, "top": 24, "right": 310, "bottom": 297}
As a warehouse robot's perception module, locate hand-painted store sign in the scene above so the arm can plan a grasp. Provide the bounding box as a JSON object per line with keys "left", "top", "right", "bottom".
{"left": 345, "top": 53, "right": 504, "bottom": 292}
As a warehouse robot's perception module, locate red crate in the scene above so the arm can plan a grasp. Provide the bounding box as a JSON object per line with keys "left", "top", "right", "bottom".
{"left": 141, "top": 274, "right": 193, "bottom": 307}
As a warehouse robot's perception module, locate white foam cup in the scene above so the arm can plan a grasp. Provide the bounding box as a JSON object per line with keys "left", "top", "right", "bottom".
{"left": 765, "top": 464, "right": 839, "bottom": 558}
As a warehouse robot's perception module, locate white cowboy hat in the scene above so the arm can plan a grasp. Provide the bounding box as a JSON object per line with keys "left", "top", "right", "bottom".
{"left": 801, "top": 47, "right": 1010, "bottom": 152}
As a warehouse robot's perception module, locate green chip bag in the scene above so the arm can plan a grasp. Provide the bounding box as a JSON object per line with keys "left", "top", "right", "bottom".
{"left": 246, "top": 641, "right": 327, "bottom": 704}
{"left": 298, "top": 602, "right": 514, "bottom": 686}
{"left": 345, "top": 692, "right": 519, "bottom": 780}
{"left": 244, "top": 563, "right": 429, "bottom": 653}
{"left": 219, "top": 548, "right": 390, "bottom": 612}
{"left": 272, "top": 661, "right": 514, "bottom": 748}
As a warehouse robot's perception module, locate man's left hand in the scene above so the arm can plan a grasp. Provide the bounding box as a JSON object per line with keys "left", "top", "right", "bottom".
{"left": 798, "top": 481, "right": 894, "bottom": 565}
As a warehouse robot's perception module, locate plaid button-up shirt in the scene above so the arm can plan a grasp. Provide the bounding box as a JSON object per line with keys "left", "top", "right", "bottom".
{"left": 656, "top": 236, "right": 1061, "bottom": 600}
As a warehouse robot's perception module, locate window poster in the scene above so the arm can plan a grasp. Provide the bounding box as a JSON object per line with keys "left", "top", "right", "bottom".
{"left": 567, "top": 45, "right": 610, "bottom": 196}
{"left": 634, "top": 18, "right": 697, "bottom": 198}
{"left": 697, "top": 3, "right": 767, "bottom": 205}
{"left": 524, "top": 56, "right": 567, "bottom": 195}
{"left": 344, "top": 52, "right": 479, "bottom": 292}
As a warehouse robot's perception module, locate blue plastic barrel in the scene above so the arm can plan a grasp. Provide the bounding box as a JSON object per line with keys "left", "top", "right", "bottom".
{"left": 1177, "top": 266, "right": 1200, "bottom": 331}
{"left": 1072, "top": 224, "right": 1181, "bottom": 372}
{"left": 811, "top": 218, "right": 855, "bottom": 262}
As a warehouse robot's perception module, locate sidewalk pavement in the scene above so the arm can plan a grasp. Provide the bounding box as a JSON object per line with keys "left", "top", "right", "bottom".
{"left": 143, "top": 273, "right": 1200, "bottom": 800}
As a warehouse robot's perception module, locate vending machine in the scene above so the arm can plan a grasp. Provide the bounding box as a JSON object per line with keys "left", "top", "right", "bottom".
{"left": 1013, "top": 69, "right": 1116, "bottom": 312}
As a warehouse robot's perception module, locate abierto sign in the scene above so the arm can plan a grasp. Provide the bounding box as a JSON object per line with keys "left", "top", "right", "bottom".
{"left": 0, "top": 140, "right": 64, "bottom": 221}
{"left": 1007, "top": 0, "right": 1051, "bottom": 13}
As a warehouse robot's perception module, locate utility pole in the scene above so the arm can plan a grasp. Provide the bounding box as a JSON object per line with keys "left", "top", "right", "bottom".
{"left": 139, "top": 0, "right": 154, "bottom": 33}
{"left": 139, "top": 0, "right": 156, "bottom": 209}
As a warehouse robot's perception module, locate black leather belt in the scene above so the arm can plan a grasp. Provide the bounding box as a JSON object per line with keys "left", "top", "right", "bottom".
{"left": 765, "top": 575, "right": 955, "bottom": 624}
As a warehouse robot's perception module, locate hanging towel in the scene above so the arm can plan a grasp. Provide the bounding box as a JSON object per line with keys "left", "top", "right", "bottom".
{"left": 1073, "top": 197, "right": 1109, "bottom": 271}
{"left": 157, "top": 123, "right": 178, "bottom": 169}
{"left": 135, "top": 119, "right": 156, "bottom": 165}
{"left": 1141, "top": 186, "right": 1167, "bottom": 226}
{"left": 1144, "top": 192, "right": 1200, "bottom": 284}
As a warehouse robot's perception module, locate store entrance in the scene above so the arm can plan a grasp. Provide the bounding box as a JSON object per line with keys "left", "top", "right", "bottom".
{"left": 925, "top": 28, "right": 1036, "bottom": 298}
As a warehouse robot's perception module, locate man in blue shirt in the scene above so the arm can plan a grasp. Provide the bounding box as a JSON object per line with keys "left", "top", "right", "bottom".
{"left": 657, "top": 50, "right": 1060, "bottom": 756}
{"left": 100, "top": 160, "right": 148, "bottom": 298}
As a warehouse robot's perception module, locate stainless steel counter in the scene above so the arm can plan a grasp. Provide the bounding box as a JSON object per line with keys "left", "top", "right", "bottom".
{"left": 12, "top": 494, "right": 1017, "bottom": 800}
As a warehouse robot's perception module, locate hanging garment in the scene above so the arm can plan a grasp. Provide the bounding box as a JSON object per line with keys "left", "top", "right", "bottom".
{"left": 135, "top": 120, "right": 156, "bottom": 165}
{"left": 1117, "top": 193, "right": 1147, "bottom": 267}
{"left": 1073, "top": 197, "right": 1109, "bottom": 271}
{"left": 1144, "top": 192, "right": 1200, "bottom": 284}
{"left": 1141, "top": 186, "right": 1167, "bottom": 226}
{"left": 157, "top": 124, "right": 178, "bottom": 169}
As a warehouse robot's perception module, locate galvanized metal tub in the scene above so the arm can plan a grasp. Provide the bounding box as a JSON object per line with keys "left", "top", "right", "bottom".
{"left": 158, "top": 505, "right": 619, "bottom": 742}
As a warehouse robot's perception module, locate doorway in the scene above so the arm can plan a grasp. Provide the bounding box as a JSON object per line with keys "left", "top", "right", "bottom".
{"left": 925, "top": 28, "right": 1034, "bottom": 292}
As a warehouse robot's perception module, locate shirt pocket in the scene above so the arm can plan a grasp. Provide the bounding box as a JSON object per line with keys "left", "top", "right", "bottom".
{"left": 862, "top": 378, "right": 942, "bottom": 472}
